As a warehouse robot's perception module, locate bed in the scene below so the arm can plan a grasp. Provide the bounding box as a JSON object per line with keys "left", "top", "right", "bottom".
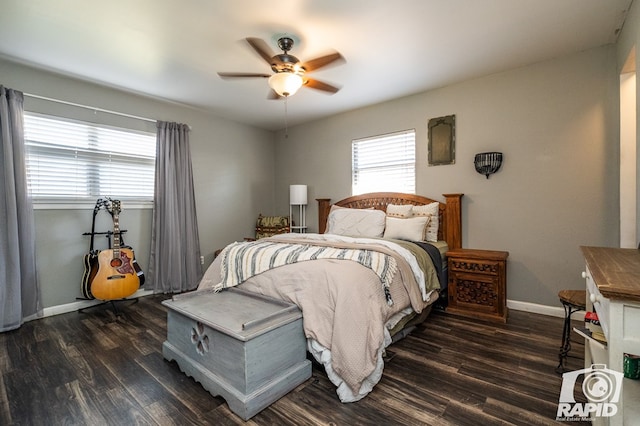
{"left": 198, "top": 192, "right": 463, "bottom": 402}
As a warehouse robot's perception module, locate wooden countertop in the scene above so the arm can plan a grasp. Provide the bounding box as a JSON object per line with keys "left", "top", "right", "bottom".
{"left": 581, "top": 246, "right": 640, "bottom": 302}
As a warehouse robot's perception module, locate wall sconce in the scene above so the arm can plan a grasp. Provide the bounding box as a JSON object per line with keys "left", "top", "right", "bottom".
{"left": 474, "top": 152, "right": 503, "bottom": 179}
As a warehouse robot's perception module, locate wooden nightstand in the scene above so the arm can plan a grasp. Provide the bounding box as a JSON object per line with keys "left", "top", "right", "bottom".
{"left": 446, "top": 248, "right": 509, "bottom": 323}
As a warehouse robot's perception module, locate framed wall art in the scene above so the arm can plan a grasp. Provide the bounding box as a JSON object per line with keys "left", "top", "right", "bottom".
{"left": 428, "top": 114, "right": 455, "bottom": 166}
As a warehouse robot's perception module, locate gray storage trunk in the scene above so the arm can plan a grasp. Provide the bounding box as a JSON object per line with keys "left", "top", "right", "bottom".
{"left": 162, "top": 287, "right": 311, "bottom": 420}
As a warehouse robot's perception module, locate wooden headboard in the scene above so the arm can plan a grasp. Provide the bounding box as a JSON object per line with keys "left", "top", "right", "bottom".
{"left": 317, "top": 192, "right": 463, "bottom": 249}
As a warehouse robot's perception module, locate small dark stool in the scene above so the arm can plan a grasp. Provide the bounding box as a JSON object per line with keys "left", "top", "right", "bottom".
{"left": 556, "top": 289, "right": 586, "bottom": 373}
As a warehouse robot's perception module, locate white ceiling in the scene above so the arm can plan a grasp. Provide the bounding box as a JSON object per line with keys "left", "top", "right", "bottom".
{"left": 0, "top": 0, "right": 633, "bottom": 131}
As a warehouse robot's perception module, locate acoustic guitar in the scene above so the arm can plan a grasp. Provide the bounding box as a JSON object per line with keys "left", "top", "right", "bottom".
{"left": 81, "top": 198, "right": 110, "bottom": 299}
{"left": 91, "top": 200, "right": 140, "bottom": 301}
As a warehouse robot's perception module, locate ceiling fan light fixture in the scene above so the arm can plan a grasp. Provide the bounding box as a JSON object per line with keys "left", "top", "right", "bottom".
{"left": 268, "top": 72, "right": 303, "bottom": 97}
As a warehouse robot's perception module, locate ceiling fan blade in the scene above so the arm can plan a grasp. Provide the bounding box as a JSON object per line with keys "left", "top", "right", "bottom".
{"left": 217, "top": 72, "right": 271, "bottom": 79}
{"left": 301, "top": 52, "right": 344, "bottom": 72}
{"left": 304, "top": 78, "right": 340, "bottom": 94}
{"left": 246, "top": 37, "right": 274, "bottom": 65}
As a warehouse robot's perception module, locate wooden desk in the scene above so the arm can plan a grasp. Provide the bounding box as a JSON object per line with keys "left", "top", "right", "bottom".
{"left": 581, "top": 246, "right": 640, "bottom": 426}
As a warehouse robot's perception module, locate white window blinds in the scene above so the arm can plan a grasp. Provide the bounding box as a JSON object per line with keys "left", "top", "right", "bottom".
{"left": 24, "top": 113, "right": 156, "bottom": 202}
{"left": 352, "top": 129, "right": 416, "bottom": 195}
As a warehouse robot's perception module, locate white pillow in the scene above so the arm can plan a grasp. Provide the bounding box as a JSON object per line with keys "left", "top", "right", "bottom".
{"left": 386, "top": 204, "right": 413, "bottom": 218}
{"left": 383, "top": 216, "right": 430, "bottom": 241}
{"left": 412, "top": 202, "right": 439, "bottom": 242}
{"left": 326, "top": 207, "right": 386, "bottom": 238}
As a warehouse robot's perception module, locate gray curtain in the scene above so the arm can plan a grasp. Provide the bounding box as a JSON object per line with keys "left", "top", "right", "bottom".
{"left": 0, "top": 86, "right": 42, "bottom": 332}
{"left": 147, "top": 121, "right": 202, "bottom": 293}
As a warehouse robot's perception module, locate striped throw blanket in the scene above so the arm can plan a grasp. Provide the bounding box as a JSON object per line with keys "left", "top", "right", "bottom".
{"left": 218, "top": 239, "right": 398, "bottom": 305}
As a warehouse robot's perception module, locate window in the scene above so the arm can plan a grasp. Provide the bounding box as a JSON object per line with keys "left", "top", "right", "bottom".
{"left": 352, "top": 129, "right": 416, "bottom": 195}
{"left": 24, "top": 113, "right": 156, "bottom": 203}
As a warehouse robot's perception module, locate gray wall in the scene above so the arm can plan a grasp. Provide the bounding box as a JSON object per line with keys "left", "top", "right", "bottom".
{"left": 274, "top": 45, "right": 619, "bottom": 307}
{"left": 0, "top": 58, "right": 276, "bottom": 309}
{"left": 1, "top": 38, "right": 625, "bottom": 310}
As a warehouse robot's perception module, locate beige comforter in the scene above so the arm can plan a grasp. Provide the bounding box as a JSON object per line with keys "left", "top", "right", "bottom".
{"left": 198, "top": 233, "right": 440, "bottom": 401}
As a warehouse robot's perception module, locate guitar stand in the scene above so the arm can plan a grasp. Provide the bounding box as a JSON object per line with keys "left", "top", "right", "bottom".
{"left": 77, "top": 297, "right": 139, "bottom": 315}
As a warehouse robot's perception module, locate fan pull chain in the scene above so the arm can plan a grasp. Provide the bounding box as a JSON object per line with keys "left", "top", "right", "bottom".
{"left": 284, "top": 96, "right": 289, "bottom": 138}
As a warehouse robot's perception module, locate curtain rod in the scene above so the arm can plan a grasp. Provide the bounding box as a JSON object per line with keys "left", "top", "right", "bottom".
{"left": 23, "top": 92, "right": 157, "bottom": 124}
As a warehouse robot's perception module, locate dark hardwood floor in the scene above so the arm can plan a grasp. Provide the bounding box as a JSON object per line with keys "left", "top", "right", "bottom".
{"left": 0, "top": 295, "right": 586, "bottom": 425}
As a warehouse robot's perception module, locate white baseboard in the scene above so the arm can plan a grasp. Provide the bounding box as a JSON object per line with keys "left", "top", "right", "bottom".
{"left": 507, "top": 299, "right": 584, "bottom": 320}
{"left": 34, "top": 289, "right": 154, "bottom": 320}
{"left": 31, "top": 293, "right": 577, "bottom": 322}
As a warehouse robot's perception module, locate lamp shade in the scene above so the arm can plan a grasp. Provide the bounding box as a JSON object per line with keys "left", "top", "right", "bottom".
{"left": 289, "top": 184, "right": 307, "bottom": 205}
{"left": 269, "top": 72, "right": 304, "bottom": 97}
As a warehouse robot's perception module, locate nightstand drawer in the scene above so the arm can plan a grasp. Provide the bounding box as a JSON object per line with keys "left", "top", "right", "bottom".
{"left": 448, "top": 258, "right": 502, "bottom": 276}
{"left": 450, "top": 273, "right": 500, "bottom": 312}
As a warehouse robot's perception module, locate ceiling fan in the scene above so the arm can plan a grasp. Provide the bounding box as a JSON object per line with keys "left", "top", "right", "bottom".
{"left": 217, "top": 36, "right": 344, "bottom": 98}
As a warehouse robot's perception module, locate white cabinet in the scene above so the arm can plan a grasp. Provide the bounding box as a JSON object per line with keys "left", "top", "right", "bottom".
{"left": 581, "top": 247, "right": 640, "bottom": 426}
